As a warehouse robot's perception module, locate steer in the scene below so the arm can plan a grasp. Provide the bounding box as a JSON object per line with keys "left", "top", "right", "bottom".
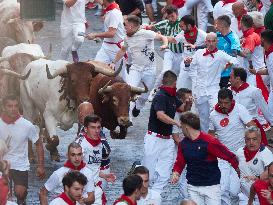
{"left": 0, "top": 0, "right": 43, "bottom": 43}
{"left": 89, "top": 73, "right": 148, "bottom": 139}
{"left": 17, "top": 59, "right": 122, "bottom": 161}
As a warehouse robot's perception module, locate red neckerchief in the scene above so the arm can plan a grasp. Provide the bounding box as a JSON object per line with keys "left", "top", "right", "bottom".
{"left": 243, "top": 28, "right": 255, "bottom": 38}
{"left": 58, "top": 192, "right": 76, "bottom": 205}
{"left": 254, "top": 26, "right": 265, "bottom": 35}
{"left": 82, "top": 131, "right": 101, "bottom": 147}
{"left": 244, "top": 146, "right": 260, "bottom": 162}
{"left": 1, "top": 113, "right": 21, "bottom": 124}
{"left": 103, "top": 2, "right": 120, "bottom": 14}
{"left": 265, "top": 44, "right": 273, "bottom": 59}
{"left": 231, "top": 82, "right": 249, "bottom": 93}
{"left": 63, "top": 160, "right": 86, "bottom": 171}
{"left": 113, "top": 195, "right": 137, "bottom": 205}
{"left": 236, "top": 11, "right": 247, "bottom": 30}
{"left": 203, "top": 48, "right": 218, "bottom": 58}
{"left": 222, "top": 0, "right": 237, "bottom": 6}
{"left": 257, "top": 2, "right": 263, "bottom": 11}
{"left": 214, "top": 100, "right": 235, "bottom": 114}
{"left": 160, "top": 86, "right": 176, "bottom": 97}
{"left": 184, "top": 26, "right": 198, "bottom": 44}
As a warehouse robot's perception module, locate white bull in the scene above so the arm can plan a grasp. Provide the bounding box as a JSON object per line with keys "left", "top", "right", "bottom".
{"left": 19, "top": 59, "right": 122, "bottom": 161}
{"left": 0, "top": 0, "right": 43, "bottom": 43}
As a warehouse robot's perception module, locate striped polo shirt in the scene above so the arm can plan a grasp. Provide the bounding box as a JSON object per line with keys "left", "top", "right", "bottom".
{"left": 154, "top": 18, "right": 183, "bottom": 53}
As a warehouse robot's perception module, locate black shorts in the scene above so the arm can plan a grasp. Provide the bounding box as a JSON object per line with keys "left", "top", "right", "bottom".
{"left": 9, "top": 169, "right": 28, "bottom": 188}
{"left": 144, "top": 0, "right": 152, "bottom": 4}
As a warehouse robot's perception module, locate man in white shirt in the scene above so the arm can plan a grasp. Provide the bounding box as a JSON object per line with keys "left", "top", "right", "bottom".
{"left": 49, "top": 171, "right": 88, "bottom": 205}
{"left": 209, "top": 88, "right": 257, "bottom": 205}
{"left": 185, "top": 32, "right": 239, "bottom": 132}
{"left": 0, "top": 94, "right": 45, "bottom": 205}
{"left": 60, "top": 0, "right": 86, "bottom": 62}
{"left": 109, "top": 15, "right": 168, "bottom": 121}
{"left": 39, "top": 142, "right": 95, "bottom": 205}
{"left": 230, "top": 67, "right": 273, "bottom": 140}
{"left": 168, "top": 15, "right": 207, "bottom": 91}
{"left": 252, "top": 30, "right": 273, "bottom": 121}
{"left": 236, "top": 126, "right": 273, "bottom": 205}
{"left": 87, "top": 0, "right": 126, "bottom": 79}
{"left": 133, "top": 166, "right": 162, "bottom": 205}
{"left": 75, "top": 114, "right": 116, "bottom": 205}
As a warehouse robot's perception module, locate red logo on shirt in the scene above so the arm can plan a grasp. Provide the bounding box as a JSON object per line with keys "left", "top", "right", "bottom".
{"left": 220, "top": 118, "right": 229, "bottom": 127}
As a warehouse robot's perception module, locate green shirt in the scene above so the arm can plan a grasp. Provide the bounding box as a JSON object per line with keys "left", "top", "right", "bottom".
{"left": 265, "top": 4, "right": 273, "bottom": 31}
{"left": 154, "top": 18, "right": 183, "bottom": 53}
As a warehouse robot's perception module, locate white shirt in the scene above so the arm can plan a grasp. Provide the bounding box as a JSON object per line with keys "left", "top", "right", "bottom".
{"left": 191, "top": 49, "right": 239, "bottom": 98}
{"left": 0, "top": 117, "right": 39, "bottom": 171}
{"left": 242, "top": 45, "right": 266, "bottom": 72}
{"left": 124, "top": 29, "right": 156, "bottom": 71}
{"left": 236, "top": 146, "right": 273, "bottom": 196}
{"left": 75, "top": 136, "right": 102, "bottom": 183}
{"left": 209, "top": 103, "right": 252, "bottom": 152}
{"left": 260, "top": 0, "right": 271, "bottom": 15}
{"left": 138, "top": 189, "right": 162, "bottom": 205}
{"left": 6, "top": 201, "right": 18, "bottom": 205}
{"left": 44, "top": 166, "right": 94, "bottom": 197}
{"left": 61, "top": 0, "right": 86, "bottom": 27}
{"left": 103, "top": 9, "right": 126, "bottom": 44}
{"left": 49, "top": 197, "right": 71, "bottom": 205}
{"left": 175, "top": 29, "right": 207, "bottom": 58}
{"left": 213, "top": 1, "right": 235, "bottom": 22}
{"left": 266, "top": 52, "right": 273, "bottom": 91}
{"left": 231, "top": 17, "right": 243, "bottom": 39}
{"left": 232, "top": 85, "right": 273, "bottom": 124}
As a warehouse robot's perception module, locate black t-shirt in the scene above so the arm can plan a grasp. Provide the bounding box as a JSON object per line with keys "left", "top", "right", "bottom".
{"left": 148, "top": 89, "right": 182, "bottom": 136}
{"left": 116, "top": 0, "right": 144, "bottom": 19}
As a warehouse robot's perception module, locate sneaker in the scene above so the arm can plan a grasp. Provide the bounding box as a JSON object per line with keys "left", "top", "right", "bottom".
{"left": 148, "top": 88, "right": 157, "bottom": 102}
{"left": 127, "top": 160, "right": 142, "bottom": 176}
{"left": 71, "top": 51, "right": 79, "bottom": 63}
{"left": 85, "top": 2, "right": 97, "bottom": 9}
{"left": 132, "top": 105, "right": 140, "bottom": 117}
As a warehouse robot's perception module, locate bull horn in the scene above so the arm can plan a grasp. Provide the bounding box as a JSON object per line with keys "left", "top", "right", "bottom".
{"left": 46, "top": 64, "right": 68, "bottom": 79}
{"left": 0, "top": 56, "right": 9, "bottom": 63}
{"left": 98, "top": 80, "right": 112, "bottom": 94}
{"left": 90, "top": 60, "right": 123, "bottom": 77}
{"left": 45, "top": 43, "right": 52, "bottom": 59}
{"left": 0, "top": 68, "right": 31, "bottom": 80}
{"left": 130, "top": 81, "right": 148, "bottom": 93}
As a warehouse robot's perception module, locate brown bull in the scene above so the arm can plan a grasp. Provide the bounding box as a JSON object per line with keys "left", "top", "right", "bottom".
{"left": 89, "top": 73, "right": 147, "bottom": 139}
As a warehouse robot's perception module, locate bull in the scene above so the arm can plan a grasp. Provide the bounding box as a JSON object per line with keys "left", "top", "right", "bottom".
{"left": 0, "top": 0, "right": 43, "bottom": 43}
{"left": 16, "top": 59, "right": 122, "bottom": 161}
{"left": 89, "top": 72, "right": 148, "bottom": 139}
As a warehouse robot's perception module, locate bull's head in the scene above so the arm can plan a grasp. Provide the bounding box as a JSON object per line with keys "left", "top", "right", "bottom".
{"left": 7, "top": 18, "right": 43, "bottom": 43}
{"left": 98, "top": 81, "right": 148, "bottom": 126}
{"left": 46, "top": 61, "right": 122, "bottom": 106}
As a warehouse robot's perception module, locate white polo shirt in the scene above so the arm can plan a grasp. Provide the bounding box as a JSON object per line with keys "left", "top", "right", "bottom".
{"left": 61, "top": 0, "right": 86, "bottom": 27}
{"left": 44, "top": 166, "right": 94, "bottom": 197}
{"left": 191, "top": 49, "right": 239, "bottom": 98}
{"left": 236, "top": 146, "right": 273, "bottom": 196}
{"left": 138, "top": 189, "right": 162, "bottom": 205}
{"left": 209, "top": 103, "right": 252, "bottom": 152}
{"left": 232, "top": 85, "right": 273, "bottom": 124}
{"left": 75, "top": 136, "right": 102, "bottom": 183}
{"left": 0, "top": 117, "right": 39, "bottom": 171}
{"left": 103, "top": 8, "right": 126, "bottom": 48}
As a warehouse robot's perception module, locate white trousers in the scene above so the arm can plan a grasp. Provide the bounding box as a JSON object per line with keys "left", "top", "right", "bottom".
{"left": 178, "top": 0, "right": 213, "bottom": 31}
{"left": 269, "top": 91, "right": 273, "bottom": 115}
{"left": 177, "top": 62, "right": 193, "bottom": 90}
{"left": 127, "top": 67, "right": 156, "bottom": 120}
{"left": 93, "top": 185, "right": 103, "bottom": 205}
{"left": 187, "top": 184, "right": 221, "bottom": 205}
{"left": 195, "top": 93, "right": 218, "bottom": 132}
{"left": 142, "top": 132, "right": 176, "bottom": 194}
{"left": 218, "top": 160, "right": 240, "bottom": 205}
{"left": 238, "top": 192, "right": 260, "bottom": 205}
{"left": 60, "top": 23, "right": 85, "bottom": 60}
{"left": 153, "top": 49, "right": 182, "bottom": 89}
{"left": 95, "top": 43, "right": 127, "bottom": 80}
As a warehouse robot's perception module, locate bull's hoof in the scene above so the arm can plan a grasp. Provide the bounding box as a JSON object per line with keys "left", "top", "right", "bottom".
{"left": 45, "top": 144, "right": 60, "bottom": 162}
